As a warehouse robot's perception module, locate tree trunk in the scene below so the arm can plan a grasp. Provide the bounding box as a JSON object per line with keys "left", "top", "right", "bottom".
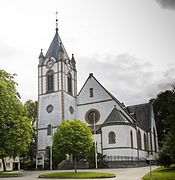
{"left": 74, "top": 155, "right": 77, "bottom": 173}
{"left": 2, "top": 157, "right": 6, "bottom": 172}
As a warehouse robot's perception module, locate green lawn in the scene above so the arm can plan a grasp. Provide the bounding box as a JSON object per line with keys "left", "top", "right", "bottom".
{"left": 0, "top": 172, "right": 22, "bottom": 178}
{"left": 142, "top": 165, "right": 175, "bottom": 180}
{"left": 39, "top": 171, "right": 116, "bottom": 179}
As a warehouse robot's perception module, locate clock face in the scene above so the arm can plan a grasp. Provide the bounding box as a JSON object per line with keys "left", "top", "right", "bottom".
{"left": 46, "top": 59, "right": 54, "bottom": 69}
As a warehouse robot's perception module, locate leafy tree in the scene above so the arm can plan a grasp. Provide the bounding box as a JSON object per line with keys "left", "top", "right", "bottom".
{"left": 53, "top": 119, "right": 93, "bottom": 172}
{"left": 152, "top": 87, "right": 175, "bottom": 166}
{"left": 152, "top": 90, "right": 175, "bottom": 146}
{"left": 21, "top": 100, "right": 38, "bottom": 169}
{"left": 0, "top": 70, "right": 33, "bottom": 171}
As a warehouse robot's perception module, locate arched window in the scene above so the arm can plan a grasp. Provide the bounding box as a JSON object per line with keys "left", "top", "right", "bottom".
{"left": 144, "top": 133, "right": 147, "bottom": 151}
{"left": 46, "top": 70, "right": 54, "bottom": 92}
{"left": 137, "top": 130, "right": 142, "bottom": 150}
{"left": 108, "top": 131, "right": 116, "bottom": 144}
{"left": 153, "top": 128, "right": 157, "bottom": 152}
{"left": 67, "top": 73, "right": 72, "bottom": 94}
{"left": 150, "top": 133, "right": 153, "bottom": 154}
{"left": 130, "top": 131, "right": 133, "bottom": 148}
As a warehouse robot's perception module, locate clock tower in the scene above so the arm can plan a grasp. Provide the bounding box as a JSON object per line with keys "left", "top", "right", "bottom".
{"left": 37, "top": 18, "right": 77, "bottom": 156}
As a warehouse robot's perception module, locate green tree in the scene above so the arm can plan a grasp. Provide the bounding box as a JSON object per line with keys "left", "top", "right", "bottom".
{"left": 53, "top": 119, "right": 93, "bottom": 172}
{"left": 0, "top": 70, "right": 33, "bottom": 171}
{"left": 152, "top": 90, "right": 175, "bottom": 146}
{"left": 152, "top": 87, "right": 175, "bottom": 166}
{"left": 21, "top": 100, "right": 38, "bottom": 170}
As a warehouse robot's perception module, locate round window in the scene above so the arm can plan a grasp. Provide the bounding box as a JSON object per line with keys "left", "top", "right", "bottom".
{"left": 46, "top": 104, "right": 54, "bottom": 113}
{"left": 85, "top": 109, "right": 100, "bottom": 124}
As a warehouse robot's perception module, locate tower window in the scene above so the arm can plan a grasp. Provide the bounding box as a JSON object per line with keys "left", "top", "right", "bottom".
{"left": 46, "top": 70, "right": 54, "bottom": 93}
{"left": 108, "top": 131, "right": 116, "bottom": 144}
{"left": 90, "top": 88, "right": 94, "bottom": 97}
{"left": 67, "top": 73, "right": 72, "bottom": 94}
{"left": 47, "top": 124, "right": 52, "bottom": 135}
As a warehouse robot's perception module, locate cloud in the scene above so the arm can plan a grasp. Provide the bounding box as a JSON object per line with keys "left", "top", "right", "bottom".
{"left": 78, "top": 53, "right": 174, "bottom": 105}
{"left": 0, "top": 41, "right": 14, "bottom": 58}
{"left": 156, "top": 0, "right": 175, "bottom": 10}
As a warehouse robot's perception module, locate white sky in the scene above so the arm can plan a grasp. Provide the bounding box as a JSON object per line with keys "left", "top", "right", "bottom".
{"left": 0, "top": 0, "right": 175, "bottom": 105}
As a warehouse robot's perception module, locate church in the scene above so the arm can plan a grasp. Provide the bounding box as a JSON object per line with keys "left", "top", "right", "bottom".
{"left": 37, "top": 20, "right": 158, "bottom": 168}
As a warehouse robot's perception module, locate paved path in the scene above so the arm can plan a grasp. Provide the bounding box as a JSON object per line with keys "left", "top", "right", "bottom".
{"left": 4, "top": 166, "right": 157, "bottom": 180}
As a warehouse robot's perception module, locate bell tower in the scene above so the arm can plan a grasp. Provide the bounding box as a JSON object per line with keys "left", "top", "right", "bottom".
{"left": 37, "top": 16, "right": 77, "bottom": 155}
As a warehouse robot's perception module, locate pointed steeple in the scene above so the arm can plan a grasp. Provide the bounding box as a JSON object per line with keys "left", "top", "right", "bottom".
{"left": 71, "top": 54, "right": 76, "bottom": 70}
{"left": 38, "top": 49, "right": 45, "bottom": 66}
{"left": 45, "top": 14, "right": 69, "bottom": 61}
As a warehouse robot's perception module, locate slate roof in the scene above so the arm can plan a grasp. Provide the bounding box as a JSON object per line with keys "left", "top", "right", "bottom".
{"left": 103, "top": 106, "right": 129, "bottom": 126}
{"left": 45, "top": 30, "right": 69, "bottom": 61}
{"left": 38, "top": 49, "right": 44, "bottom": 59}
{"left": 126, "top": 103, "right": 151, "bottom": 131}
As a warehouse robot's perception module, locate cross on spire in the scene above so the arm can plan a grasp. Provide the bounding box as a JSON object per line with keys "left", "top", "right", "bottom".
{"left": 55, "top": 11, "right": 58, "bottom": 31}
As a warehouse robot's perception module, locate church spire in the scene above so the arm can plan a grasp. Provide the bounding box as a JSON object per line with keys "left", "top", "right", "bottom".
{"left": 55, "top": 11, "right": 58, "bottom": 31}
{"left": 38, "top": 49, "right": 45, "bottom": 66}
{"left": 45, "top": 13, "right": 69, "bottom": 61}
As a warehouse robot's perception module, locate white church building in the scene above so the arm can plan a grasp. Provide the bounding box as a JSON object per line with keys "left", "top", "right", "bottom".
{"left": 37, "top": 21, "right": 158, "bottom": 168}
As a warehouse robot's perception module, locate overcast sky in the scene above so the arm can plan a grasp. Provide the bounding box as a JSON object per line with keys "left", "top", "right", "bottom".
{"left": 0, "top": 0, "right": 175, "bottom": 105}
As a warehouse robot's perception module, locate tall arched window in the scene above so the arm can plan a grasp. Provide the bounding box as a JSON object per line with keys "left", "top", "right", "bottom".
{"left": 130, "top": 131, "right": 133, "bottom": 148}
{"left": 137, "top": 130, "right": 142, "bottom": 150}
{"left": 150, "top": 133, "right": 153, "bottom": 154}
{"left": 46, "top": 70, "right": 54, "bottom": 92}
{"left": 153, "top": 128, "right": 157, "bottom": 152}
{"left": 67, "top": 73, "right": 72, "bottom": 94}
{"left": 144, "top": 133, "right": 147, "bottom": 151}
{"left": 108, "top": 131, "right": 116, "bottom": 144}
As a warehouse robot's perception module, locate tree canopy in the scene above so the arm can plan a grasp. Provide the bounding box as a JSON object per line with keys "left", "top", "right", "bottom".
{"left": 20, "top": 100, "right": 38, "bottom": 170}
{"left": 152, "top": 88, "right": 175, "bottom": 166}
{"left": 53, "top": 119, "right": 93, "bottom": 172}
{"left": 0, "top": 70, "right": 33, "bottom": 171}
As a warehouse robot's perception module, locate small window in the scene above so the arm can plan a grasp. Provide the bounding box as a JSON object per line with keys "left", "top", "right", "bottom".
{"left": 108, "top": 131, "right": 116, "bottom": 144}
{"left": 47, "top": 124, "right": 52, "bottom": 135}
{"left": 90, "top": 88, "right": 93, "bottom": 97}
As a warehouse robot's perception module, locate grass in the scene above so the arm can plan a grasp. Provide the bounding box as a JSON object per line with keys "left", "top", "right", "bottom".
{"left": 39, "top": 171, "right": 116, "bottom": 179}
{"left": 142, "top": 165, "right": 175, "bottom": 180}
{"left": 0, "top": 172, "right": 22, "bottom": 178}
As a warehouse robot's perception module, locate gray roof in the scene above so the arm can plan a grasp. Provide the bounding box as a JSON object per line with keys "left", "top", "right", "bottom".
{"left": 38, "top": 49, "right": 44, "bottom": 59}
{"left": 126, "top": 103, "right": 151, "bottom": 131}
{"left": 103, "top": 107, "right": 129, "bottom": 125}
{"left": 45, "top": 30, "right": 69, "bottom": 61}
